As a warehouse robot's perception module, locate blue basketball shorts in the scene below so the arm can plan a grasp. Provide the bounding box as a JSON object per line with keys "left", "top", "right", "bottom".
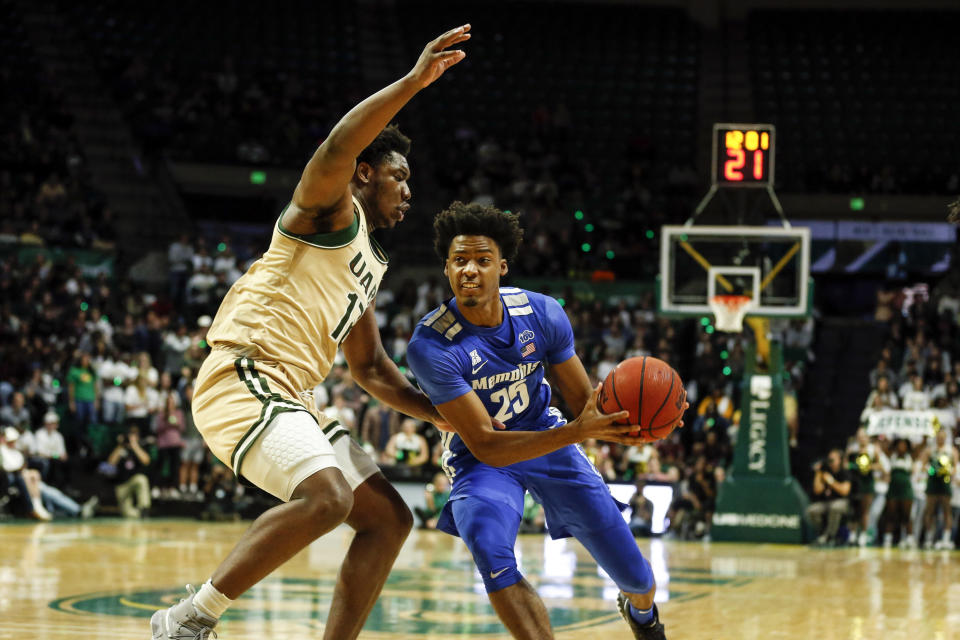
{"left": 437, "top": 443, "right": 654, "bottom": 595}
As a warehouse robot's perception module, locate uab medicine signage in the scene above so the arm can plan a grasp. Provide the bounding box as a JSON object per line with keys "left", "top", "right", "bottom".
{"left": 713, "top": 343, "right": 813, "bottom": 543}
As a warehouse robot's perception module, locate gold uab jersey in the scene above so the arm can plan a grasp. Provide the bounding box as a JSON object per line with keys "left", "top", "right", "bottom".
{"left": 207, "top": 197, "right": 388, "bottom": 393}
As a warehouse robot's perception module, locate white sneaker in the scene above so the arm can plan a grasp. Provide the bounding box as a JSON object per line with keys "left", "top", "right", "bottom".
{"left": 883, "top": 533, "right": 893, "bottom": 549}
{"left": 32, "top": 503, "right": 53, "bottom": 521}
{"left": 150, "top": 585, "right": 218, "bottom": 640}
{"left": 858, "top": 531, "right": 868, "bottom": 547}
{"left": 905, "top": 535, "right": 917, "bottom": 549}
{"left": 923, "top": 534, "right": 934, "bottom": 550}
{"left": 935, "top": 535, "right": 955, "bottom": 551}
{"left": 81, "top": 496, "right": 99, "bottom": 519}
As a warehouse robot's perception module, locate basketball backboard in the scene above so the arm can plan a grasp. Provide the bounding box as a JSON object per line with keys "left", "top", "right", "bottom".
{"left": 658, "top": 225, "right": 811, "bottom": 317}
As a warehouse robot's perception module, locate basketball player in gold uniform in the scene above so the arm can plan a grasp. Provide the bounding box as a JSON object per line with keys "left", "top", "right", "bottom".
{"left": 151, "top": 25, "right": 471, "bottom": 640}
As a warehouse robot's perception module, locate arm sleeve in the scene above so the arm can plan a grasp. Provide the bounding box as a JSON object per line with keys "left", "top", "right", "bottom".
{"left": 406, "top": 337, "right": 473, "bottom": 405}
{"left": 541, "top": 295, "right": 576, "bottom": 364}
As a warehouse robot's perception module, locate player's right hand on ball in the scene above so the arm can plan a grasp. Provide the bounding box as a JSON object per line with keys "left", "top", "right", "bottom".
{"left": 407, "top": 24, "right": 471, "bottom": 89}
{"left": 574, "top": 383, "right": 639, "bottom": 440}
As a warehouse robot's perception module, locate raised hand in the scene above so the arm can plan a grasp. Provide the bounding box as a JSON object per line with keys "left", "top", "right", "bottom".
{"left": 407, "top": 24, "right": 471, "bottom": 89}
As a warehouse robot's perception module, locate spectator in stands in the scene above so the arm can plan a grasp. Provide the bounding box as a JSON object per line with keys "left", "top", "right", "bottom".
{"left": 157, "top": 371, "right": 179, "bottom": 408}
{"left": 697, "top": 385, "right": 734, "bottom": 422}
{"left": 168, "top": 233, "right": 194, "bottom": 306}
{"left": 22, "top": 368, "right": 54, "bottom": 425}
{"left": 413, "top": 471, "right": 451, "bottom": 530}
{"left": 901, "top": 374, "right": 931, "bottom": 411}
{"left": 162, "top": 323, "right": 192, "bottom": 376}
{"left": 67, "top": 351, "right": 99, "bottom": 431}
{"left": 98, "top": 350, "right": 130, "bottom": 426}
{"left": 595, "top": 347, "right": 620, "bottom": 384}
{"left": 688, "top": 456, "right": 717, "bottom": 539}
{"left": 2, "top": 426, "right": 51, "bottom": 520}
{"left": 13, "top": 420, "right": 38, "bottom": 466}
{"left": 322, "top": 390, "right": 357, "bottom": 433}
{"left": 808, "top": 449, "right": 852, "bottom": 545}
{"left": 187, "top": 264, "right": 217, "bottom": 319}
{"left": 693, "top": 394, "right": 731, "bottom": 439}
{"left": 582, "top": 438, "right": 617, "bottom": 481}
{"left": 360, "top": 399, "right": 400, "bottom": 458}
{"left": 124, "top": 357, "right": 159, "bottom": 433}
{"left": 628, "top": 479, "right": 655, "bottom": 537}
{"left": 178, "top": 382, "right": 204, "bottom": 499}
{"left": 35, "top": 411, "right": 69, "bottom": 486}
{"left": 105, "top": 425, "right": 152, "bottom": 518}
{"left": 383, "top": 418, "right": 429, "bottom": 472}
{"left": 0, "top": 391, "right": 31, "bottom": 430}
{"left": 869, "top": 358, "right": 897, "bottom": 391}
{"left": 930, "top": 372, "right": 955, "bottom": 404}
{"left": 1, "top": 426, "right": 95, "bottom": 520}
{"left": 153, "top": 392, "right": 185, "bottom": 499}
{"left": 864, "top": 376, "right": 899, "bottom": 410}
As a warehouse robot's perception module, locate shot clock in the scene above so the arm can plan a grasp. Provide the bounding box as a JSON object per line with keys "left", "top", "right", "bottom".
{"left": 712, "top": 124, "right": 775, "bottom": 187}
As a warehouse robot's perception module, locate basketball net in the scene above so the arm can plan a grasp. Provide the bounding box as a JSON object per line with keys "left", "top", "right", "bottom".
{"left": 708, "top": 295, "right": 754, "bottom": 333}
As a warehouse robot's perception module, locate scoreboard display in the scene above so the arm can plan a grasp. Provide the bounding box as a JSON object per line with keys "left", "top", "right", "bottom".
{"left": 712, "top": 123, "right": 775, "bottom": 187}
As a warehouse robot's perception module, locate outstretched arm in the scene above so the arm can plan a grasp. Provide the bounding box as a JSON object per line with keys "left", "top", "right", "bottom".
{"left": 289, "top": 25, "right": 471, "bottom": 218}
{"left": 342, "top": 305, "right": 445, "bottom": 427}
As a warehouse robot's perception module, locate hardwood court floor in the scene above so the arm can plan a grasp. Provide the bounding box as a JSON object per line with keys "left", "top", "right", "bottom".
{"left": 1, "top": 519, "right": 959, "bottom": 640}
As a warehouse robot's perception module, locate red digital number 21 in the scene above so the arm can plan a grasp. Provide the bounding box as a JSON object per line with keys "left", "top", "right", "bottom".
{"left": 724, "top": 148, "right": 745, "bottom": 181}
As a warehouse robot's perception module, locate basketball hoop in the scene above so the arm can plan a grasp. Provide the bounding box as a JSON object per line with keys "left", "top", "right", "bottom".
{"left": 709, "top": 295, "right": 755, "bottom": 333}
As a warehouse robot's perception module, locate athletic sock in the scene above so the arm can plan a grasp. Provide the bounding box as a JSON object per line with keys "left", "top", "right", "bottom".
{"left": 193, "top": 580, "right": 232, "bottom": 619}
{"left": 628, "top": 602, "right": 654, "bottom": 626}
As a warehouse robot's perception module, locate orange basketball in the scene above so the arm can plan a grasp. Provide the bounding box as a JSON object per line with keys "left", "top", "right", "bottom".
{"left": 598, "top": 356, "right": 686, "bottom": 440}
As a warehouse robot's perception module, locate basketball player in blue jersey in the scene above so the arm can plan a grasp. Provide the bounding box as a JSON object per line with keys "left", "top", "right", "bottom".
{"left": 406, "top": 202, "right": 684, "bottom": 640}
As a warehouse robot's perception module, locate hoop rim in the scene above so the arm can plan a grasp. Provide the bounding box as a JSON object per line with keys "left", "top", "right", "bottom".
{"left": 709, "top": 294, "right": 755, "bottom": 308}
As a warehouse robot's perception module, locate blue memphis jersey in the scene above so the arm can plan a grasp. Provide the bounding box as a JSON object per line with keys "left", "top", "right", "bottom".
{"left": 406, "top": 287, "right": 576, "bottom": 461}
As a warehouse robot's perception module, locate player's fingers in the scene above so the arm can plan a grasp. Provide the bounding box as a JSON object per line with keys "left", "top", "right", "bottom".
{"left": 435, "top": 50, "right": 466, "bottom": 68}
{"left": 591, "top": 381, "right": 603, "bottom": 400}
{"left": 491, "top": 418, "right": 507, "bottom": 430}
{"left": 433, "top": 24, "right": 471, "bottom": 50}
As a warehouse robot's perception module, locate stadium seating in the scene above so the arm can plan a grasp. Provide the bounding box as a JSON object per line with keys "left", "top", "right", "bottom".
{"left": 749, "top": 10, "right": 960, "bottom": 194}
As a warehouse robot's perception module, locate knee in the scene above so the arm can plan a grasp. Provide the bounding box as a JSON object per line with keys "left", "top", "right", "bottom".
{"left": 298, "top": 478, "right": 354, "bottom": 535}
{"left": 367, "top": 493, "right": 414, "bottom": 547}
{"left": 393, "top": 498, "right": 415, "bottom": 540}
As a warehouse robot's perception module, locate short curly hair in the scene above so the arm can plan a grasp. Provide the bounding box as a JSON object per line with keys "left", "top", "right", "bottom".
{"left": 433, "top": 201, "right": 524, "bottom": 262}
{"left": 357, "top": 124, "right": 411, "bottom": 168}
